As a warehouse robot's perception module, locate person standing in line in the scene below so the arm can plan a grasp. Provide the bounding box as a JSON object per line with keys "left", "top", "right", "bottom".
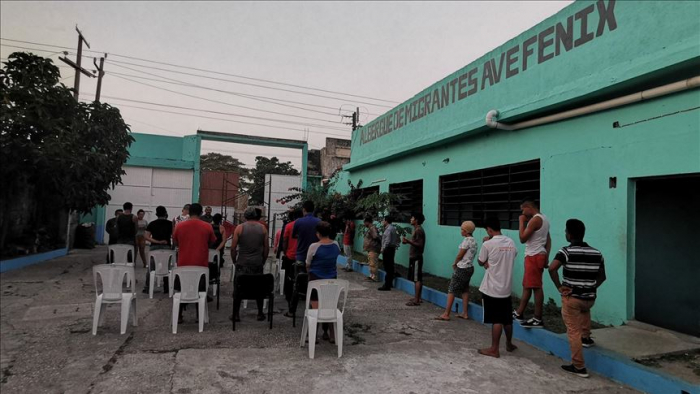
{"left": 173, "top": 204, "right": 190, "bottom": 229}
{"left": 105, "top": 209, "right": 123, "bottom": 263}
{"left": 142, "top": 206, "right": 173, "bottom": 294}
{"left": 341, "top": 213, "right": 356, "bottom": 272}
{"left": 282, "top": 209, "right": 301, "bottom": 305}
{"left": 403, "top": 212, "right": 426, "bottom": 306}
{"left": 513, "top": 199, "right": 551, "bottom": 329}
{"left": 292, "top": 201, "right": 321, "bottom": 267}
{"left": 477, "top": 217, "right": 518, "bottom": 358}
{"left": 436, "top": 221, "right": 477, "bottom": 321}
{"left": 201, "top": 206, "right": 214, "bottom": 223}
{"left": 135, "top": 209, "right": 149, "bottom": 268}
{"left": 106, "top": 209, "right": 123, "bottom": 245}
{"left": 362, "top": 215, "right": 381, "bottom": 282}
{"left": 172, "top": 203, "right": 216, "bottom": 322}
{"left": 306, "top": 221, "right": 341, "bottom": 342}
{"left": 230, "top": 207, "right": 269, "bottom": 322}
{"left": 210, "top": 213, "right": 227, "bottom": 284}
{"left": 114, "top": 202, "right": 138, "bottom": 265}
{"left": 286, "top": 201, "right": 320, "bottom": 317}
{"left": 548, "top": 219, "right": 606, "bottom": 378}
{"left": 378, "top": 215, "right": 400, "bottom": 291}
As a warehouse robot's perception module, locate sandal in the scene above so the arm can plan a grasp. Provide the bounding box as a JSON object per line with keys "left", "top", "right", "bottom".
{"left": 457, "top": 315, "right": 470, "bottom": 320}
{"left": 433, "top": 316, "right": 450, "bottom": 321}
{"left": 406, "top": 300, "right": 421, "bottom": 306}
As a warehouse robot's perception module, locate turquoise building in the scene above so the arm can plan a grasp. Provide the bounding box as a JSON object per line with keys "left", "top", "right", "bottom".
{"left": 339, "top": 0, "right": 700, "bottom": 335}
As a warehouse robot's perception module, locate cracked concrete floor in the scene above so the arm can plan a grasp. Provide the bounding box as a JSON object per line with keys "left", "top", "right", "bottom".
{"left": 0, "top": 248, "right": 640, "bottom": 394}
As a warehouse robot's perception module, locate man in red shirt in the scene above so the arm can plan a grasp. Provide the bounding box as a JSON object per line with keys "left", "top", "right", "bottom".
{"left": 282, "top": 209, "right": 300, "bottom": 307}
{"left": 173, "top": 203, "right": 217, "bottom": 267}
{"left": 172, "top": 203, "right": 216, "bottom": 322}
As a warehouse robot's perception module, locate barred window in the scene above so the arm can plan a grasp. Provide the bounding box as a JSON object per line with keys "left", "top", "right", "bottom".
{"left": 352, "top": 185, "right": 379, "bottom": 201}
{"left": 439, "top": 159, "right": 540, "bottom": 230}
{"left": 389, "top": 180, "right": 423, "bottom": 222}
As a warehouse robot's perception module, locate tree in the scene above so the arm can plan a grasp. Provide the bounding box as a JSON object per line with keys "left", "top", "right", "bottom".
{"left": 248, "top": 156, "right": 299, "bottom": 205}
{"left": 0, "top": 52, "right": 133, "bottom": 251}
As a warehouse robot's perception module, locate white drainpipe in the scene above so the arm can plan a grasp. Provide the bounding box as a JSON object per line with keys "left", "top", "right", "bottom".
{"left": 486, "top": 75, "right": 700, "bottom": 131}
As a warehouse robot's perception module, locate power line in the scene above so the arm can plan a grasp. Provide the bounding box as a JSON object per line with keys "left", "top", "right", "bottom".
{"left": 110, "top": 67, "right": 370, "bottom": 118}
{"left": 96, "top": 101, "right": 351, "bottom": 138}
{"left": 1, "top": 37, "right": 399, "bottom": 104}
{"left": 106, "top": 61, "right": 392, "bottom": 108}
{"left": 107, "top": 58, "right": 395, "bottom": 107}
{"left": 102, "top": 70, "right": 349, "bottom": 124}
{"left": 82, "top": 91, "right": 349, "bottom": 131}
{"left": 1, "top": 43, "right": 381, "bottom": 117}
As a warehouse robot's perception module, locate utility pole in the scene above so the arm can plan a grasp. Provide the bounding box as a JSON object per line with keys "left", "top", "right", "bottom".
{"left": 352, "top": 107, "right": 360, "bottom": 131}
{"left": 94, "top": 54, "right": 107, "bottom": 102}
{"left": 59, "top": 25, "right": 95, "bottom": 101}
{"left": 342, "top": 107, "right": 361, "bottom": 131}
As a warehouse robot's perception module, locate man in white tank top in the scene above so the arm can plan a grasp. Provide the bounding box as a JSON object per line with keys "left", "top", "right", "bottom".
{"left": 513, "top": 199, "right": 551, "bottom": 329}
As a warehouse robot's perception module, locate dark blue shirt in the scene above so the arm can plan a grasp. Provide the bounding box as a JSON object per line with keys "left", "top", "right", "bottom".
{"left": 292, "top": 213, "right": 321, "bottom": 261}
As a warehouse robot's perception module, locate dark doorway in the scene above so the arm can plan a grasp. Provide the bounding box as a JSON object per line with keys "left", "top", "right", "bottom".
{"left": 635, "top": 174, "right": 700, "bottom": 336}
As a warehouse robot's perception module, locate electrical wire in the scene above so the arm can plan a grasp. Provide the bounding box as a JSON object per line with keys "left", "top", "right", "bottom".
{"left": 98, "top": 101, "right": 351, "bottom": 138}
{"left": 83, "top": 91, "right": 350, "bottom": 131}
{"left": 1, "top": 42, "right": 382, "bottom": 116}
{"left": 102, "top": 68, "right": 349, "bottom": 124}
{"left": 1, "top": 38, "right": 399, "bottom": 104}
{"left": 109, "top": 67, "right": 361, "bottom": 118}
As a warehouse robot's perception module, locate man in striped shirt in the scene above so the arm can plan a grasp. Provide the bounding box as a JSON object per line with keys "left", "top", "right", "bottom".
{"left": 548, "top": 219, "right": 606, "bottom": 378}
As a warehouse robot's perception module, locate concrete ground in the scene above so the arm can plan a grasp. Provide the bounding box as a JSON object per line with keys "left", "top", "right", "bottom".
{"left": 1, "top": 247, "right": 639, "bottom": 394}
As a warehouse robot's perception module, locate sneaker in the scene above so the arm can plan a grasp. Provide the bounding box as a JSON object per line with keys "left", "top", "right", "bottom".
{"left": 378, "top": 286, "right": 391, "bottom": 291}
{"left": 582, "top": 337, "right": 595, "bottom": 348}
{"left": 561, "top": 364, "right": 589, "bottom": 378}
{"left": 521, "top": 318, "right": 544, "bottom": 329}
{"left": 512, "top": 310, "right": 525, "bottom": 323}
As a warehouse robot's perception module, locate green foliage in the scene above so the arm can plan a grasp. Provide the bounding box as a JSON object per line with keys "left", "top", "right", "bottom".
{"left": 277, "top": 172, "right": 412, "bottom": 236}
{"left": 248, "top": 156, "right": 299, "bottom": 205}
{"left": 0, "top": 52, "right": 133, "bottom": 248}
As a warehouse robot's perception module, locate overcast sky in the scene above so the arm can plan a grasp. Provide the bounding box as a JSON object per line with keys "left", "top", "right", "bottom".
{"left": 1, "top": 1, "right": 572, "bottom": 169}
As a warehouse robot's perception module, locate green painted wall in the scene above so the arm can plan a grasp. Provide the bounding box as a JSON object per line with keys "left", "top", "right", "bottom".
{"left": 343, "top": 89, "right": 700, "bottom": 325}
{"left": 348, "top": 0, "right": 700, "bottom": 170}
{"left": 127, "top": 133, "right": 197, "bottom": 170}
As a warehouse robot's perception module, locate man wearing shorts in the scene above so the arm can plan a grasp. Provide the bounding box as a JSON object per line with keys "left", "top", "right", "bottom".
{"left": 402, "top": 212, "right": 425, "bottom": 306}
{"left": 477, "top": 217, "right": 518, "bottom": 358}
{"left": 513, "top": 199, "right": 551, "bottom": 329}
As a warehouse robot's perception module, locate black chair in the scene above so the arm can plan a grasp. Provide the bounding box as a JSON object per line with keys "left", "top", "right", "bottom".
{"left": 232, "top": 273, "right": 275, "bottom": 331}
{"left": 289, "top": 272, "right": 308, "bottom": 328}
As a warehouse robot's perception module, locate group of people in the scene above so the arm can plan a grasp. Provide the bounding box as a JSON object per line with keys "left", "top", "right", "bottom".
{"left": 342, "top": 199, "right": 605, "bottom": 378}
{"left": 105, "top": 203, "right": 228, "bottom": 303}
{"left": 107, "top": 197, "right": 605, "bottom": 376}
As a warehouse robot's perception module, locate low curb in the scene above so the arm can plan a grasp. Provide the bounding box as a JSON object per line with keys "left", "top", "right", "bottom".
{"left": 337, "top": 255, "right": 699, "bottom": 394}
{"left": 0, "top": 248, "right": 69, "bottom": 273}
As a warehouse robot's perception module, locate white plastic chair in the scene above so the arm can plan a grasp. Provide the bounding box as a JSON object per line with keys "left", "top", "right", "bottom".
{"left": 109, "top": 244, "right": 135, "bottom": 267}
{"left": 92, "top": 264, "right": 137, "bottom": 335}
{"left": 149, "top": 250, "right": 175, "bottom": 299}
{"left": 300, "top": 279, "right": 349, "bottom": 359}
{"left": 170, "top": 266, "right": 209, "bottom": 333}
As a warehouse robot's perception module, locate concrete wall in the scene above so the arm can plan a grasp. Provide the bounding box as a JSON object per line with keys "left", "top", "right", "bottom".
{"left": 341, "top": 89, "right": 700, "bottom": 326}
{"left": 320, "top": 138, "right": 351, "bottom": 178}
{"left": 87, "top": 132, "right": 198, "bottom": 243}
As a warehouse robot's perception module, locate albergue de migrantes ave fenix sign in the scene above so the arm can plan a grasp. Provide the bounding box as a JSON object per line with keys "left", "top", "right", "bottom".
{"left": 359, "top": 0, "right": 618, "bottom": 145}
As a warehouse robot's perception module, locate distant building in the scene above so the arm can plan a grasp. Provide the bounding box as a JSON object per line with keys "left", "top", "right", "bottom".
{"left": 320, "top": 138, "right": 351, "bottom": 181}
